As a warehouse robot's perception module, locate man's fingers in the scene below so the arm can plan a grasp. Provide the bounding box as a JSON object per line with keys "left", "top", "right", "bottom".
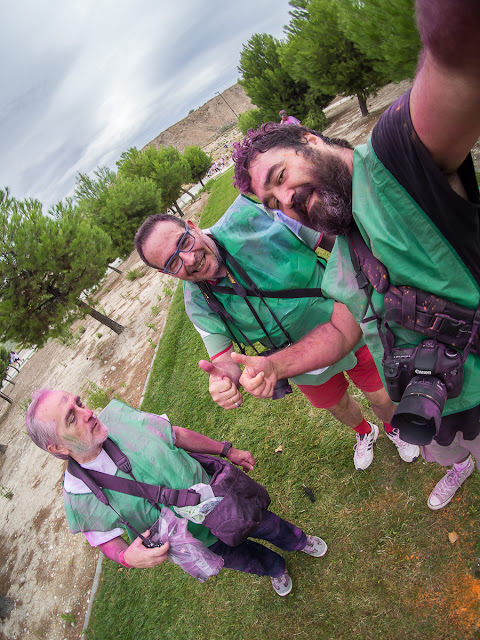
{"left": 230, "top": 351, "right": 250, "bottom": 366}
{"left": 198, "top": 359, "right": 225, "bottom": 378}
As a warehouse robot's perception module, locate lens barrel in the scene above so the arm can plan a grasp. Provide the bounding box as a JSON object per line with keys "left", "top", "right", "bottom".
{"left": 391, "top": 375, "right": 448, "bottom": 445}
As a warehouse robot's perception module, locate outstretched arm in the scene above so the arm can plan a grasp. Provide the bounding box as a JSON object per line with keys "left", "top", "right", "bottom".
{"left": 232, "top": 302, "right": 362, "bottom": 398}
{"left": 198, "top": 346, "right": 243, "bottom": 409}
{"left": 172, "top": 424, "right": 255, "bottom": 472}
{"left": 411, "top": 0, "right": 480, "bottom": 171}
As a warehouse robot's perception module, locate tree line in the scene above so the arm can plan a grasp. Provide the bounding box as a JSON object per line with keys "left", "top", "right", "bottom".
{"left": 0, "top": 144, "right": 211, "bottom": 348}
{"left": 237, "top": 0, "right": 420, "bottom": 133}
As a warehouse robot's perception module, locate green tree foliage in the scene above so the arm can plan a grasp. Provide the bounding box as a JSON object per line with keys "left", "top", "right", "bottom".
{"left": 183, "top": 145, "right": 212, "bottom": 187}
{"left": 338, "top": 0, "right": 420, "bottom": 83}
{"left": 237, "top": 108, "right": 269, "bottom": 135}
{"left": 0, "top": 346, "right": 9, "bottom": 382}
{"left": 117, "top": 146, "right": 191, "bottom": 217}
{"left": 74, "top": 166, "right": 115, "bottom": 219}
{"left": 98, "top": 175, "right": 162, "bottom": 258}
{"left": 285, "top": 0, "right": 386, "bottom": 116}
{"left": 238, "top": 33, "right": 332, "bottom": 123}
{"left": 0, "top": 189, "right": 123, "bottom": 348}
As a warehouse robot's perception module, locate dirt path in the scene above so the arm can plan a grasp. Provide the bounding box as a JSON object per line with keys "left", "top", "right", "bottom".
{"left": 0, "top": 194, "right": 208, "bottom": 640}
{"left": 2, "top": 80, "right": 478, "bottom": 640}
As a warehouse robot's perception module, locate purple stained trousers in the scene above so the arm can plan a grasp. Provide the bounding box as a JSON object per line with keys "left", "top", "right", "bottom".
{"left": 208, "top": 510, "right": 307, "bottom": 578}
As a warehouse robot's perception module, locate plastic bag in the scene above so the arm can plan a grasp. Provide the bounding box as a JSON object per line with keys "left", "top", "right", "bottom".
{"left": 173, "top": 483, "right": 223, "bottom": 524}
{"left": 148, "top": 507, "right": 223, "bottom": 582}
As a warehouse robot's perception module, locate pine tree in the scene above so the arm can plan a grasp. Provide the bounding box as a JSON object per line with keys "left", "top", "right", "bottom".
{"left": 183, "top": 146, "right": 212, "bottom": 187}
{"left": 285, "top": 0, "right": 386, "bottom": 116}
{"left": 0, "top": 189, "right": 123, "bottom": 348}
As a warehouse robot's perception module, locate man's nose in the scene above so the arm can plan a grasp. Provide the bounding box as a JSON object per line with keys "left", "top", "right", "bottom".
{"left": 181, "top": 250, "right": 196, "bottom": 266}
{"left": 279, "top": 185, "right": 295, "bottom": 211}
{"left": 81, "top": 407, "right": 94, "bottom": 421}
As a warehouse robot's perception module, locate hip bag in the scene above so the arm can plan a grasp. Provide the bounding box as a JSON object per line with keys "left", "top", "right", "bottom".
{"left": 67, "top": 438, "right": 271, "bottom": 547}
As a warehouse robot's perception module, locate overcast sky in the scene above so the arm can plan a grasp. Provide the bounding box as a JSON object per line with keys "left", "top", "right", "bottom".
{"left": 0, "top": 1, "right": 292, "bottom": 211}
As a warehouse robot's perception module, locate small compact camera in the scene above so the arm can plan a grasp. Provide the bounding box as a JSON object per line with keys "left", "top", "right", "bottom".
{"left": 141, "top": 517, "right": 164, "bottom": 548}
{"left": 383, "top": 339, "right": 463, "bottom": 444}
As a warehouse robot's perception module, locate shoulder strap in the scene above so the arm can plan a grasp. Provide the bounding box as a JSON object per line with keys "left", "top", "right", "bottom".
{"left": 67, "top": 438, "right": 201, "bottom": 508}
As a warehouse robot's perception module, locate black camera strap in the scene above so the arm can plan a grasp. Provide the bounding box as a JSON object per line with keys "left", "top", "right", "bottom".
{"left": 196, "top": 234, "right": 329, "bottom": 354}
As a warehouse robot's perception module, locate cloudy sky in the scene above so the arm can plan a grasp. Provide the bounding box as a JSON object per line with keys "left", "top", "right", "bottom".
{"left": 0, "top": 1, "right": 292, "bottom": 211}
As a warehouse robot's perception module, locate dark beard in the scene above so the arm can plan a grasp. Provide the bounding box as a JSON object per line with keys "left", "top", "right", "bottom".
{"left": 291, "top": 148, "right": 353, "bottom": 236}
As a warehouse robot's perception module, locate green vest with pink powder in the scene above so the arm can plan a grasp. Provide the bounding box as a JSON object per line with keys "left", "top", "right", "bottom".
{"left": 63, "top": 399, "right": 217, "bottom": 546}
{"left": 322, "top": 141, "right": 480, "bottom": 416}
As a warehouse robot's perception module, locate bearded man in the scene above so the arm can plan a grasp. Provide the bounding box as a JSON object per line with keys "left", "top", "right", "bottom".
{"left": 231, "top": 0, "right": 480, "bottom": 511}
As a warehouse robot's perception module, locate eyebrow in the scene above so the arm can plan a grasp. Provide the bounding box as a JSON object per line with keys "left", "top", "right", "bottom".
{"left": 261, "top": 162, "right": 283, "bottom": 208}
{"left": 263, "top": 162, "right": 282, "bottom": 191}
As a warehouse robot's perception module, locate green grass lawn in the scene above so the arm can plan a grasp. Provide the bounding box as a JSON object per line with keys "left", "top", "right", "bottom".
{"left": 86, "top": 170, "right": 480, "bottom": 640}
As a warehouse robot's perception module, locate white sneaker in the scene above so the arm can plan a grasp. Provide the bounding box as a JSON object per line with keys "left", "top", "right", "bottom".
{"left": 385, "top": 428, "right": 420, "bottom": 462}
{"left": 301, "top": 535, "right": 328, "bottom": 557}
{"left": 427, "top": 456, "right": 475, "bottom": 510}
{"left": 353, "top": 422, "right": 379, "bottom": 470}
{"left": 271, "top": 570, "right": 292, "bottom": 596}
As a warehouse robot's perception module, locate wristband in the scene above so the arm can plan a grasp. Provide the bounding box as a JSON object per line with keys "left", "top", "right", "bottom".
{"left": 118, "top": 550, "right": 133, "bottom": 568}
{"left": 220, "top": 441, "right": 232, "bottom": 458}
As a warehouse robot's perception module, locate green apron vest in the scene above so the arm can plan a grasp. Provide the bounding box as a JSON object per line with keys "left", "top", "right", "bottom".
{"left": 323, "top": 141, "right": 480, "bottom": 415}
{"left": 184, "top": 195, "right": 361, "bottom": 385}
{"left": 63, "top": 399, "right": 217, "bottom": 546}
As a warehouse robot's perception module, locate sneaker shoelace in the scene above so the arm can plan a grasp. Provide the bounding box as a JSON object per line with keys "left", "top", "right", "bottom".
{"left": 437, "top": 469, "right": 462, "bottom": 495}
{"left": 354, "top": 431, "right": 371, "bottom": 454}
{"left": 389, "top": 428, "right": 408, "bottom": 449}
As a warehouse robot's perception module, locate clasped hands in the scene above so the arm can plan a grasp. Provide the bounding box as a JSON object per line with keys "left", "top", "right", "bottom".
{"left": 198, "top": 351, "right": 279, "bottom": 408}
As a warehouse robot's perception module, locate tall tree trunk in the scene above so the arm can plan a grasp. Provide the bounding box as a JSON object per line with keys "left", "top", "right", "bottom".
{"left": 172, "top": 202, "right": 184, "bottom": 217}
{"left": 357, "top": 92, "right": 369, "bottom": 117}
{"left": 181, "top": 188, "right": 196, "bottom": 201}
{"left": 107, "top": 264, "right": 122, "bottom": 274}
{"left": 75, "top": 299, "right": 124, "bottom": 334}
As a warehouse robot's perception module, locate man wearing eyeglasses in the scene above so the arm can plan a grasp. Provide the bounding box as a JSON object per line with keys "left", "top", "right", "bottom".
{"left": 134, "top": 197, "right": 419, "bottom": 471}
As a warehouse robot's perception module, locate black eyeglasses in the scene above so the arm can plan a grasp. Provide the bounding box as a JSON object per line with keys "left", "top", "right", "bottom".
{"left": 160, "top": 224, "right": 196, "bottom": 274}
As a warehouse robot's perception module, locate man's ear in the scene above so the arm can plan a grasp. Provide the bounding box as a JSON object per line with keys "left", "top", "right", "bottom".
{"left": 47, "top": 442, "right": 70, "bottom": 457}
{"left": 186, "top": 219, "right": 201, "bottom": 233}
{"left": 303, "top": 133, "right": 321, "bottom": 146}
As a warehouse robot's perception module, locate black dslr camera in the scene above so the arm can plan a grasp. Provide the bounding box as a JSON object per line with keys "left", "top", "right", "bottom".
{"left": 261, "top": 345, "right": 293, "bottom": 400}
{"left": 383, "top": 339, "right": 463, "bottom": 445}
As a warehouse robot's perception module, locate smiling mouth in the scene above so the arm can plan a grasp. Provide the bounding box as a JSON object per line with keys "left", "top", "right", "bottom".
{"left": 194, "top": 255, "right": 206, "bottom": 273}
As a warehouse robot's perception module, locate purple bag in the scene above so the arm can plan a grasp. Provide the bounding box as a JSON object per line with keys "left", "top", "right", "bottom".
{"left": 188, "top": 453, "right": 271, "bottom": 547}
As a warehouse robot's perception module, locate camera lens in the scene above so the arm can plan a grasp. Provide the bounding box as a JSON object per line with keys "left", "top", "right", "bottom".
{"left": 391, "top": 375, "right": 448, "bottom": 445}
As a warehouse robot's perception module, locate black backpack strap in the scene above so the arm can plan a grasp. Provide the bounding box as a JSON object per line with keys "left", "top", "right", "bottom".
{"left": 347, "top": 230, "right": 393, "bottom": 356}
{"left": 209, "top": 284, "right": 325, "bottom": 299}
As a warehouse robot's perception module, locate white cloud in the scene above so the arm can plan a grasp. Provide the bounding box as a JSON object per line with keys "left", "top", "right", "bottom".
{"left": 0, "top": 0, "right": 292, "bottom": 209}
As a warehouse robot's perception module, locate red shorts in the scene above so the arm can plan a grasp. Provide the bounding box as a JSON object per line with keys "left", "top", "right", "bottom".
{"left": 296, "top": 345, "right": 383, "bottom": 409}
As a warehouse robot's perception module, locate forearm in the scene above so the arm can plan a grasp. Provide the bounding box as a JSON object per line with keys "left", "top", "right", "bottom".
{"left": 98, "top": 536, "right": 128, "bottom": 564}
{"left": 268, "top": 304, "right": 362, "bottom": 379}
{"left": 268, "top": 326, "right": 357, "bottom": 379}
{"left": 173, "top": 425, "right": 226, "bottom": 456}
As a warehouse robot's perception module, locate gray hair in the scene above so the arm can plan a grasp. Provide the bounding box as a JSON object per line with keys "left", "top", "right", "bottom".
{"left": 26, "top": 389, "right": 68, "bottom": 460}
